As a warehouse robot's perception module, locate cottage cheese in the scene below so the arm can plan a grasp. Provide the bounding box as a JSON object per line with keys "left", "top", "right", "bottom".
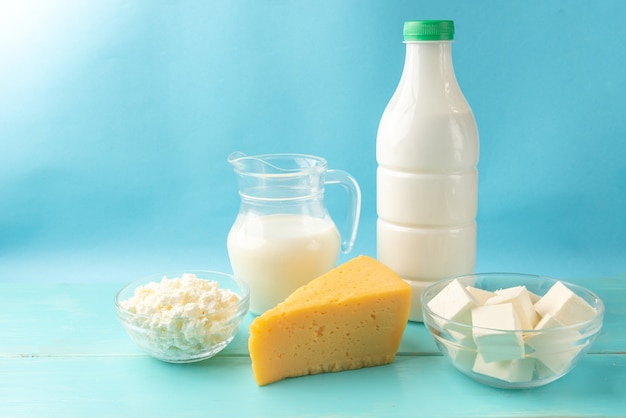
{"left": 119, "top": 273, "right": 241, "bottom": 360}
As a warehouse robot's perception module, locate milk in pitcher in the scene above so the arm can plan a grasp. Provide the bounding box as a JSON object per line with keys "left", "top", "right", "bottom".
{"left": 227, "top": 214, "right": 341, "bottom": 314}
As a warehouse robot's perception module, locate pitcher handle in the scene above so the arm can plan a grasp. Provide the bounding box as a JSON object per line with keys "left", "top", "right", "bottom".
{"left": 325, "top": 169, "right": 362, "bottom": 254}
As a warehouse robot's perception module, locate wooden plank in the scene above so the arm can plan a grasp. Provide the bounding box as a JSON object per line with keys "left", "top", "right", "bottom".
{"left": 0, "top": 282, "right": 439, "bottom": 357}
{"left": 1, "top": 354, "right": 624, "bottom": 417}
{"left": 1, "top": 277, "right": 625, "bottom": 417}
{"left": 1, "top": 278, "right": 623, "bottom": 357}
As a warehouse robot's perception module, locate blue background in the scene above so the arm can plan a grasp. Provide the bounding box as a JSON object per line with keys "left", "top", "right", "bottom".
{"left": 1, "top": 0, "right": 625, "bottom": 284}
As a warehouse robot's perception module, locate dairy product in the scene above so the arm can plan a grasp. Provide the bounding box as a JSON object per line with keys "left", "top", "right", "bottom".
{"left": 526, "top": 313, "right": 586, "bottom": 375}
{"left": 228, "top": 214, "right": 340, "bottom": 314}
{"left": 471, "top": 303, "right": 525, "bottom": 363}
{"left": 466, "top": 286, "right": 494, "bottom": 305}
{"left": 473, "top": 354, "right": 535, "bottom": 383}
{"left": 426, "top": 279, "right": 478, "bottom": 345}
{"left": 426, "top": 278, "right": 476, "bottom": 324}
{"left": 248, "top": 255, "right": 411, "bottom": 386}
{"left": 426, "top": 278, "right": 600, "bottom": 384}
{"left": 447, "top": 345, "right": 477, "bottom": 372}
{"left": 118, "top": 273, "right": 241, "bottom": 360}
{"left": 486, "top": 286, "right": 539, "bottom": 330}
{"left": 377, "top": 214, "right": 476, "bottom": 322}
{"left": 534, "top": 281, "right": 597, "bottom": 325}
{"left": 527, "top": 290, "right": 541, "bottom": 304}
{"left": 376, "top": 21, "right": 479, "bottom": 321}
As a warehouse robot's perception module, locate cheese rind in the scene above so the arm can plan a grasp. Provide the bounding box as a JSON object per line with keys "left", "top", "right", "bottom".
{"left": 248, "top": 255, "right": 411, "bottom": 386}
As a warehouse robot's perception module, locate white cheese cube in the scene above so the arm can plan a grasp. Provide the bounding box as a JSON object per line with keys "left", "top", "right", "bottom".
{"left": 471, "top": 303, "right": 525, "bottom": 362}
{"left": 526, "top": 313, "right": 583, "bottom": 351}
{"left": 486, "top": 286, "right": 539, "bottom": 330}
{"left": 444, "top": 344, "right": 477, "bottom": 372}
{"left": 438, "top": 317, "right": 477, "bottom": 356}
{"left": 527, "top": 289, "right": 541, "bottom": 304}
{"left": 526, "top": 313, "right": 586, "bottom": 375}
{"left": 427, "top": 279, "right": 477, "bottom": 324}
{"left": 533, "top": 281, "right": 597, "bottom": 326}
{"left": 472, "top": 353, "right": 535, "bottom": 383}
{"left": 533, "top": 344, "right": 587, "bottom": 377}
{"left": 465, "top": 286, "right": 494, "bottom": 305}
{"left": 534, "top": 358, "right": 556, "bottom": 380}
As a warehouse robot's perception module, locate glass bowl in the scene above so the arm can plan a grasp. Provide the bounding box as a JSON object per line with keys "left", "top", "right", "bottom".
{"left": 421, "top": 273, "right": 604, "bottom": 389}
{"left": 115, "top": 270, "right": 249, "bottom": 363}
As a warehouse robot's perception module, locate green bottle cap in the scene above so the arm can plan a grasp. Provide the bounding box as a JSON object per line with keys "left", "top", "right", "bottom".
{"left": 403, "top": 20, "right": 455, "bottom": 41}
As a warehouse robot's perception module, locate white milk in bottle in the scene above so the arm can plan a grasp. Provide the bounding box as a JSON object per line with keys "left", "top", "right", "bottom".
{"left": 376, "top": 20, "right": 479, "bottom": 321}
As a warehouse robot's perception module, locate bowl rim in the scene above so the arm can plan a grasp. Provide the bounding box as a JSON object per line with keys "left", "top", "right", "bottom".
{"left": 420, "top": 272, "right": 605, "bottom": 333}
{"left": 114, "top": 270, "right": 250, "bottom": 320}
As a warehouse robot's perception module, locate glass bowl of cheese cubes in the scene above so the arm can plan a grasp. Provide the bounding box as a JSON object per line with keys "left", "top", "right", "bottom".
{"left": 421, "top": 273, "right": 604, "bottom": 389}
{"left": 115, "top": 271, "right": 250, "bottom": 363}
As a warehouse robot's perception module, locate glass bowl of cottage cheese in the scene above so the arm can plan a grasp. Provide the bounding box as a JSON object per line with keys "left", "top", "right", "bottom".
{"left": 115, "top": 271, "right": 250, "bottom": 363}
{"left": 421, "top": 273, "right": 604, "bottom": 389}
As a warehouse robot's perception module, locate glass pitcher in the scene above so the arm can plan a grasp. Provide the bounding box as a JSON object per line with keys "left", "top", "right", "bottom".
{"left": 226, "top": 152, "right": 361, "bottom": 315}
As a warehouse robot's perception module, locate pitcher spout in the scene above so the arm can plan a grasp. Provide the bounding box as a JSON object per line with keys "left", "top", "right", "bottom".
{"left": 227, "top": 151, "right": 249, "bottom": 172}
{"left": 229, "top": 151, "right": 281, "bottom": 174}
{"left": 227, "top": 152, "right": 326, "bottom": 175}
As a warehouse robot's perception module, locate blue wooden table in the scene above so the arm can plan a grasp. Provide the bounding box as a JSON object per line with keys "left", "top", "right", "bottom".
{"left": 1, "top": 273, "right": 624, "bottom": 417}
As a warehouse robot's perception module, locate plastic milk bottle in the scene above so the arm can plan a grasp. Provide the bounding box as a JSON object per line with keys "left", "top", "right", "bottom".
{"left": 376, "top": 20, "right": 479, "bottom": 321}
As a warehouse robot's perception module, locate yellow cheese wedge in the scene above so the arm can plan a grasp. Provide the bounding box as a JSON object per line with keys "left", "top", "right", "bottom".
{"left": 248, "top": 255, "right": 411, "bottom": 386}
